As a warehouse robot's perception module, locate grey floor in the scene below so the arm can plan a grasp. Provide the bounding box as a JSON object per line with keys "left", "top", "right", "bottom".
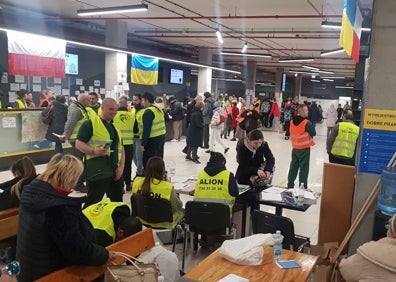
{"left": 0, "top": 121, "right": 329, "bottom": 273}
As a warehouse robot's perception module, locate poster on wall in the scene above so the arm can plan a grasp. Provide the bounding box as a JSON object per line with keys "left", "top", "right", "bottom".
{"left": 21, "top": 111, "right": 47, "bottom": 142}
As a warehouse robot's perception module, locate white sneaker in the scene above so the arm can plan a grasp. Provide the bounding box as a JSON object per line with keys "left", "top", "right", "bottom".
{"left": 171, "top": 139, "right": 178, "bottom": 142}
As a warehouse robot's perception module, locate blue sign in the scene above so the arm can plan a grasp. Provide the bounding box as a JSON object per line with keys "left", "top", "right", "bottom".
{"left": 281, "top": 73, "right": 286, "bottom": 92}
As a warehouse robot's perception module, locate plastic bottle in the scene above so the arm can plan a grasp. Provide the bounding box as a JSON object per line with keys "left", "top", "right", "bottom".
{"left": 157, "top": 275, "right": 165, "bottom": 282}
{"left": 296, "top": 183, "right": 305, "bottom": 206}
{"left": 378, "top": 167, "right": 396, "bottom": 215}
{"left": 273, "top": 230, "right": 283, "bottom": 261}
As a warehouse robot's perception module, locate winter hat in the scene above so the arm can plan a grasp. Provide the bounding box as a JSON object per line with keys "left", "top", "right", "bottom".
{"left": 209, "top": 152, "right": 226, "bottom": 164}
{"left": 213, "top": 101, "right": 221, "bottom": 109}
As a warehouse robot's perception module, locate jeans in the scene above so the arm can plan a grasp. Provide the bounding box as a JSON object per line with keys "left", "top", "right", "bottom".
{"left": 54, "top": 142, "right": 64, "bottom": 154}
{"left": 133, "top": 138, "right": 144, "bottom": 176}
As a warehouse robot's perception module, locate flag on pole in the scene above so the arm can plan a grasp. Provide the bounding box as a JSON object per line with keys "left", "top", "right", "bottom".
{"left": 131, "top": 54, "right": 159, "bottom": 85}
{"left": 7, "top": 31, "right": 66, "bottom": 78}
{"left": 339, "top": 0, "right": 363, "bottom": 63}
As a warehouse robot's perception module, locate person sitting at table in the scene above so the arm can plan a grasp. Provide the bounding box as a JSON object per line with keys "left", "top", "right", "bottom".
{"left": 0, "top": 156, "right": 37, "bottom": 211}
{"left": 339, "top": 213, "right": 396, "bottom": 281}
{"left": 131, "top": 156, "right": 184, "bottom": 228}
{"left": 83, "top": 198, "right": 143, "bottom": 247}
{"left": 235, "top": 129, "right": 275, "bottom": 187}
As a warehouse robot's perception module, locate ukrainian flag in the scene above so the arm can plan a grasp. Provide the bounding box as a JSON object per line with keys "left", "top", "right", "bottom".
{"left": 339, "top": 0, "right": 363, "bottom": 63}
{"left": 131, "top": 54, "right": 159, "bottom": 85}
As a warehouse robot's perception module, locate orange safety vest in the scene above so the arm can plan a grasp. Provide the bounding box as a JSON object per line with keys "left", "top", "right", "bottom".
{"left": 290, "top": 119, "right": 315, "bottom": 149}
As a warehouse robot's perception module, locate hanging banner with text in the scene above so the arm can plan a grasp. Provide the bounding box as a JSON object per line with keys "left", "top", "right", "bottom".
{"left": 359, "top": 108, "right": 396, "bottom": 174}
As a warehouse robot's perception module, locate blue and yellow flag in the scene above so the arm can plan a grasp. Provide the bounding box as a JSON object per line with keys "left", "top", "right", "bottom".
{"left": 131, "top": 54, "right": 159, "bottom": 85}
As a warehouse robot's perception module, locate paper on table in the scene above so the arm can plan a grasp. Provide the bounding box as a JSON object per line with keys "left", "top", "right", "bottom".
{"left": 171, "top": 176, "right": 189, "bottom": 183}
{"left": 217, "top": 273, "right": 249, "bottom": 282}
{"left": 263, "top": 186, "right": 287, "bottom": 194}
{"left": 261, "top": 192, "right": 283, "bottom": 202}
{"left": 285, "top": 189, "right": 317, "bottom": 200}
{"left": 173, "top": 182, "right": 190, "bottom": 191}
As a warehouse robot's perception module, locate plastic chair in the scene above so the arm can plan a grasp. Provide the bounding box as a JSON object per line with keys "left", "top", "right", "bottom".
{"left": 251, "top": 209, "right": 310, "bottom": 252}
{"left": 182, "top": 201, "right": 236, "bottom": 271}
{"left": 131, "top": 194, "right": 183, "bottom": 252}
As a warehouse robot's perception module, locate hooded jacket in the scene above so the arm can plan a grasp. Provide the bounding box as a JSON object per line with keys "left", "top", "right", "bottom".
{"left": 203, "top": 159, "right": 239, "bottom": 197}
{"left": 339, "top": 237, "right": 396, "bottom": 281}
{"left": 16, "top": 179, "right": 108, "bottom": 281}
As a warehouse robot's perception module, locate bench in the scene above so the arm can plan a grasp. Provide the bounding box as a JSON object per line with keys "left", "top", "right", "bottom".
{"left": 0, "top": 208, "right": 19, "bottom": 240}
{"left": 36, "top": 228, "right": 155, "bottom": 282}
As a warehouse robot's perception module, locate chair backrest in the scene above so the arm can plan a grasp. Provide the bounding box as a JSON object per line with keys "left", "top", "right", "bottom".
{"left": 251, "top": 210, "right": 296, "bottom": 250}
{"left": 131, "top": 194, "right": 173, "bottom": 224}
{"left": 185, "top": 201, "right": 231, "bottom": 235}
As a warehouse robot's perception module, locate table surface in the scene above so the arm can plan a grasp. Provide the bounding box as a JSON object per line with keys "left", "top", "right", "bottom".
{"left": 184, "top": 247, "right": 319, "bottom": 282}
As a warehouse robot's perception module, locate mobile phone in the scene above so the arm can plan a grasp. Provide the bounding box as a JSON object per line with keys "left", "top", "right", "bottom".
{"left": 104, "top": 143, "right": 111, "bottom": 149}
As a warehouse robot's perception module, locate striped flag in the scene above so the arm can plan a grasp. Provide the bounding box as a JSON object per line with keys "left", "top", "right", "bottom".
{"left": 7, "top": 31, "right": 66, "bottom": 78}
{"left": 131, "top": 54, "right": 159, "bottom": 85}
{"left": 339, "top": 0, "right": 363, "bottom": 63}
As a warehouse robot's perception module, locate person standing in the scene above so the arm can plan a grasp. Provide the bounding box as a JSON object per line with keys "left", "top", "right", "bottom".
{"left": 327, "top": 110, "right": 359, "bottom": 166}
{"left": 186, "top": 101, "right": 204, "bottom": 163}
{"left": 44, "top": 95, "right": 68, "bottom": 154}
{"left": 113, "top": 95, "right": 135, "bottom": 191}
{"left": 13, "top": 89, "right": 27, "bottom": 109}
{"left": 283, "top": 102, "right": 293, "bottom": 140}
{"left": 325, "top": 104, "right": 338, "bottom": 137}
{"left": 207, "top": 102, "right": 229, "bottom": 154}
{"left": 25, "top": 91, "right": 36, "bottom": 108}
{"left": 140, "top": 92, "right": 166, "bottom": 170}
{"left": 337, "top": 103, "right": 344, "bottom": 122}
{"left": 76, "top": 98, "right": 125, "bottom": 207}
{"left": 88, "top": 92, "right": 101, "bottom": 114}
{"left": 202, "top": 92, "right": 215, "bottom": 149}
{"left": 38, "top": 88, "right": 53, "bottom": 108}
{"left": 260, "top": 99, "right": 271, "bottom": 128}
{"left": 287, "top": 104, "right": 316, "bottom": 189}
{"left": 268, "top": 97, "right": 280, "bottom": 129}
{"left": 131, "top": 94, "right": 145, "bottom": 177}
{"left": 168, "top": 97, "right": 184, "bottom": 141}
{"left": 308, "top": 101, "right": 322, "bottom": 129}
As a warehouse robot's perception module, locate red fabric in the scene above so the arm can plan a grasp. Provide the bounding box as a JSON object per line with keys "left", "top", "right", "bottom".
{"left": 351, "top": 32, "right": 361, "bottom": 63}
{"left": 230, "top": 106, "right": 240, "bottom": 128}
{"left": 8, "top": 53, "right": 65, "bottom": 78}
{"left": 269, "top": 102, "right": 280, "bottom": 117}
{"left": 54, "top": 186, "right": 72, "bottom": 196}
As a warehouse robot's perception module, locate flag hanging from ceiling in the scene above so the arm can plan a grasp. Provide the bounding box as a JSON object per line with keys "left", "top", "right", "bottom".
{"left": 7, "top": 31, "right": 66, "bottom": 78}
{"left": 339, "top": 0, "right": 363, "bottom": 63}
{"left": 131, "top": 54, "right": 159, "bottom": 85}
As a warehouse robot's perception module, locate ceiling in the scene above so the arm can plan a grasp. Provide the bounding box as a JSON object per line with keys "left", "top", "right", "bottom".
{"left": 0, "top": 0, "right": 373, "bottom": 82}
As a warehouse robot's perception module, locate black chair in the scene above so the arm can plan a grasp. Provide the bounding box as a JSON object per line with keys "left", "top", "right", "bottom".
{"left": 251, "top": 209, "right": 310, "bottom": 252}
{"left": 182, "top": 201, "right": 235, "bottom": 271}
{"left": 131, "top": 194, "right": 183, "bottom": 252}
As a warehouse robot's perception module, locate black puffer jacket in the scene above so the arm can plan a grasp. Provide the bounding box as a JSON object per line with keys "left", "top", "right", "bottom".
{"left": 44, "top": 100, "right": 68, "bottom": 142}
{"left": 16, "top": 179, "right": 108, "bottom": 281}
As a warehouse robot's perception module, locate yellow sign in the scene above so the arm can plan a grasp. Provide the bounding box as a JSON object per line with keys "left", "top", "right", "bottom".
{"left": 363, "top": 109, "right": 396, "bottom": 131}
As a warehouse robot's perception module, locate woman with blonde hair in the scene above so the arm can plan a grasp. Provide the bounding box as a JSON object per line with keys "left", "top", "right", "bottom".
{"left": 16, "top": 154, "right": 114, "bottom": 281}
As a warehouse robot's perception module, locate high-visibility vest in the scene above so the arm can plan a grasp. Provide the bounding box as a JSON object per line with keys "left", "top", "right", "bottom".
{"left": 83, "top": 199, "right": 130, "bottom": 242}
{"left": 15, "top": 98, "right": 26, "bottom": 109}
{"left": 132, "top": 107, "right": 146, "bottom": 139}
{"left": 70, "top": 106, "right": 90, "bottom": 141}
{"left": 194, "top": 170, "right": 234, "bottom": 213}
{"left": 132, "top": 176, "right": 179, "bottom": 229}
{"left": 145, "top": 105, "right": 166, "bottom": 138}
{"left": 85, "top": 116, "right": 122, "bottom": 163}
{"left": 113, "top": 110, "right": 134, "bottom": 145}
{"left": 290, "top": 119, "right": 315, "bottom": 149}
{"left": 331, "top": 122, "right": 359, "bottom": 158}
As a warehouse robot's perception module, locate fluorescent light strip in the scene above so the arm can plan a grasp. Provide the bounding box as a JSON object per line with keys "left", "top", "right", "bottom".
{"left": 289, "top": 70, "right": 317, "bottom": 75}
{"left": 321, "top": 21, "right": 371, "bottom": 32}
{"left": 311, "top": 79, "right": 321, "bottom": 83}
{"left": 323, "top": 78, "right": 334, "bottom": 82}
{"left": 0, "top": 28, "right": 240, "bottom": 75}
{"left": 313, "top": 70, "right": 335, "bottom": 75}
{"left": 241, "top": 43, "right": 248, "bottom": 53}
{"left": 321, "top": 48, "right": 345, "bottom": 56}
{"left": 321, "top": 76, "right": 345, "bottom": 79}
{"left": 335, "top": 86, "right": 353, "bottom": 89}
{"left": 212, "top": 78, "right": 242, "bottom": 82}
{"left": 77, "top": 4, "right": 148, "bottom": 16}
{"left": 302, "top": 65, "right": 320, "bottom": 71}
{"left": 216, "top": 30, "right": 224, "bottom": 44}
{"left": 220, "top": 52, "right": 271, "bottom": 58}
{"left": 279, "top": 58, "right": 314, "bottom": 63}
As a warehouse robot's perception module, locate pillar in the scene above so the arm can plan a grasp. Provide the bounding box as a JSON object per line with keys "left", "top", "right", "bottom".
{"left": 294, "top": 74, "right": 302, "bottom": 100}
{"left": 245, "top": 60, "right": 256, "bottom": 106}
{"left": 349, "top": 0, "right": 396, "bottom": 254}
{"left": 105, "top": 21, "right": 128, "bottom": 97}
{"left": 271, "top": 68, "right": 284, "bottom": 131}
{"left": 197, "top": 49, "right": 212, "bottom": 97}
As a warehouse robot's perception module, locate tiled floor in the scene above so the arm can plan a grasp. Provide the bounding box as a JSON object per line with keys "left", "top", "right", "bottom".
{"left": 0, "top": 121, "right": 329, "bottom": 273}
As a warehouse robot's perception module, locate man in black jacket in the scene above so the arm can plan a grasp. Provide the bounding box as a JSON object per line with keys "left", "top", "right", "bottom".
{"left": 168, "top": 97, "right": 184, "bottom": 141}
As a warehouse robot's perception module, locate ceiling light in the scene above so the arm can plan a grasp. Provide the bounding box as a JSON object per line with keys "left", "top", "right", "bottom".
{"left": 302, "top": 65, "right": 320, "bottom": 71}
{"left": 77, "top": 4, "right": 148, "bottom": 16}
{"left": 321, "top": 21, "right": 371, "bottom": 32}
{"left": 321, "top": 48, "right": 345, "bottom": 56}
{"left": 323, "top": 78, "right": 334, "bottom": 82}
{"left": 311, "top": 79, "right": 321, "bottom": 83}
{"left": 213, "top": 78, "right": 242, "bottom": 82}
{"left": 241, "top": 43, "right": 248, "bottom": 53}
{"left": 279, "top": 58, "right": 314, "bottom": 63}
{"left": 216, "top": 29, "right": 223, "bottom": 44}
{"left": 322, "top": 76, "right": 345, "bottom": 79}
{"left": 335, "top": 86, "right": 353, "bottom": 89}
{"left": 289, "top": 70, "right": 317, "bottom": 75}
{"left": 311, "top": 75, "right": 316, "bottom": 79}
{"left": 220, "top": 52, "right": 271, "bottom": 58}
{"left": 314, "top": 70, "right": 335, "bottom": 75}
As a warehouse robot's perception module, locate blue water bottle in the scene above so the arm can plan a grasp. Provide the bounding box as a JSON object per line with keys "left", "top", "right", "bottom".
{"left": 273, "top": 230, "right": 283, "bottom": 261}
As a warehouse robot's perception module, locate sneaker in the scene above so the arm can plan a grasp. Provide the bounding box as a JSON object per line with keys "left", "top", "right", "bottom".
{"left": 205, "top": 150, "right": 211, "bottom": 153}
{"left": 171, "top": 139, "right": 178, "bottom": 142}
{"left": 185, "top": 156, "right": 193, "bottom": 161}
{"left": 192, "top": 158, "right": 201, "bottom": 164}
{"left": 224, "top": 148, "right": 230, "bottom": 154}
{"left": 182, "top": 147, "right": 188, "bottom": 154}
{"left": 230, "top": 138, "right": 236, "bottom": 141}
{"left": 284, "top": 136, "right": 290, "bottom": 140}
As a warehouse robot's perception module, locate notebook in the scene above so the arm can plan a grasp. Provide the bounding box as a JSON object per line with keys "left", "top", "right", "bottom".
{"left": 238, "top": 184, "right": 252, "bottom": 195}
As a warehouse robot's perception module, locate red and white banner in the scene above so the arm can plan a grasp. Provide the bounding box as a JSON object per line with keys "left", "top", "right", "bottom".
{"left": 7, "top": 31, "right": 66, "bottom": 78}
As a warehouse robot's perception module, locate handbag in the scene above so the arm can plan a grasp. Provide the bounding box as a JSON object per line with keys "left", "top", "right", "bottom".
{"left": 105, "top": 252, "right": 159, "bottom": 282}
{"left": 85, "top": 156, "right": 115, "bottom": 182}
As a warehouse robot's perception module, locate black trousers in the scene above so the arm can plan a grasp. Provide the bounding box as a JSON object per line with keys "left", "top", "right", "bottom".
{"left": 71, "top": 141, "right": 85, "bottom": 188}
{"left": 84, "top": 177, "right": 123, "bottom": 208}
{"left": 329, "top": 154, "right": 355, "bottom": 166}
{"left": 203, "top": 124, "right": 210, "bottom": 148}
{"left": 143, "top": 134, "right": 166, "bottom": 170}
{"left": 122, "top": 144, "right": 134, "bottom": 186}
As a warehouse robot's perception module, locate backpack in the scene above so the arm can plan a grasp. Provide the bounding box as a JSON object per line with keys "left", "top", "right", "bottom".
{"left": 284, "top": 109, "right": 292, "bottom": 122}
{"left": 261, "top": 102, "right": 270, "bottom": 113}
{"left": 41, "top": 105, "right": 54, "bottom": 125}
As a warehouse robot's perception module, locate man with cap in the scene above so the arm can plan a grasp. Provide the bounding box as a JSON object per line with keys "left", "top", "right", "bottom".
{"left": 207, "top": 101, "right": 229, "bottom": 154}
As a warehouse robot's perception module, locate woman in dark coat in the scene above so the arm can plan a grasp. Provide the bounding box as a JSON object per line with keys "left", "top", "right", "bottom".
{"left": 186, "top": 101, "right": 204, "bottom": 163}
{"left": 43, "top": 95, "right": 68, "bottom": 154}
{"left": 240, "top": 104, "right": 261, "bottom": 134}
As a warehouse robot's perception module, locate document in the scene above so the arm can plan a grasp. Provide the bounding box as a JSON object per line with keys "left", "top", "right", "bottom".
{"left": 217, "top": 273, "right": 249, "bottom": 282}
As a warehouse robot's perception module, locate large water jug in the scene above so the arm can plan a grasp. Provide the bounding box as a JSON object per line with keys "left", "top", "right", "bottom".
{"left": 378, "top": 167, "right": 396, "bottom": 215}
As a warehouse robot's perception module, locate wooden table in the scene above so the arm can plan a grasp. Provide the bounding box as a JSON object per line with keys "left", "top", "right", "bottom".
{"left": 184, "top": 247, "right": 319, "bottom": 282}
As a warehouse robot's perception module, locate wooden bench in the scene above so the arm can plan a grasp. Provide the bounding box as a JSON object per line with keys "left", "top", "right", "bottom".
{"left": 0, "top": 208, "right": 19, "bottom": 240}
{"left": 36, "top": 228, "right": 155, "bottom": 282}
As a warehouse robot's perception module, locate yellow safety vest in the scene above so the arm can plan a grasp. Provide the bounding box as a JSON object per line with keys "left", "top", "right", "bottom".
{"left": 83, "top": 199, "right": 130, "bottom": 242}
{"left": 15, "top": 98, "right": 26, "bottom": 109}
{"left": 86, "top": 116, "right": 122, "bottom": 163}
{"left": 331, "top": 122, "right": 359, "bottom": 158}
{"left": 194, "top": 170, "right": 235, "bottom": 213}
{"left": 132, "top": 176, "right": 182, "bottom": 228}
{"left": 70, "top": 106, "right": 90, "bottom": 141}
{"left": 132, "top": 107, "right": 146, "bottom": 139}
{"left": 113, "top": 110, "right": 134, "bottom": 145}
{"left": 145, "top": 105, "right": 166, "bottom": 138}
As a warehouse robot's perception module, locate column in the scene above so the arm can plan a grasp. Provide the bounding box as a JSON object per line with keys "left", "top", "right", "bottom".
{"left": 197, "top": 49, "right": 212, "bottom": 97}
{"left": 272, "top": 68, "right": 284, "bottom": 131}
{"left": 245, "top": 60, "right": 256, "bottom": 106}
{"left": 294, "top": 74, "right": 302, "bottom": 100}
{"left": 105, "top": 21, "right": 128, "bottom": 96}
{"left": 349, "top": 0, "right": 396, "bottom": 254}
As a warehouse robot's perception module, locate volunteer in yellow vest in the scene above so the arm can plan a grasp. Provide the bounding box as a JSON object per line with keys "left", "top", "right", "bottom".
{"left": 76, "top": 97, "right": 125, "bottom": 208}
{"left": 131, "top": 156, "right": 184, "bottom": 229}
{"left": 194, "top": 152, "right": 238, "bottom": 214}
{"left": 13, "top": 89, "right": 27, "bottom": 108}
{"left": 327, "top": 109, "right": 359, "bottom": 166}
{"left": 60, "top": 93, "right": 91, "bottom": 192}
{"left": 132, "top": 94, "right": 145, "bottom": 177}
{"left": 287, "top": 104, "right": 316, "bottom": 189}
{"left": 113, "top": 95, "right": 135, "bottom": 191}
{"left": 83, "top": 198, "right": 142, "bottom": 247}
{"left": 140, "top": 92, "right": 166, "bottom": 171}
{"left": 88, "top": 91, "right": 101, "bottom": 114}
